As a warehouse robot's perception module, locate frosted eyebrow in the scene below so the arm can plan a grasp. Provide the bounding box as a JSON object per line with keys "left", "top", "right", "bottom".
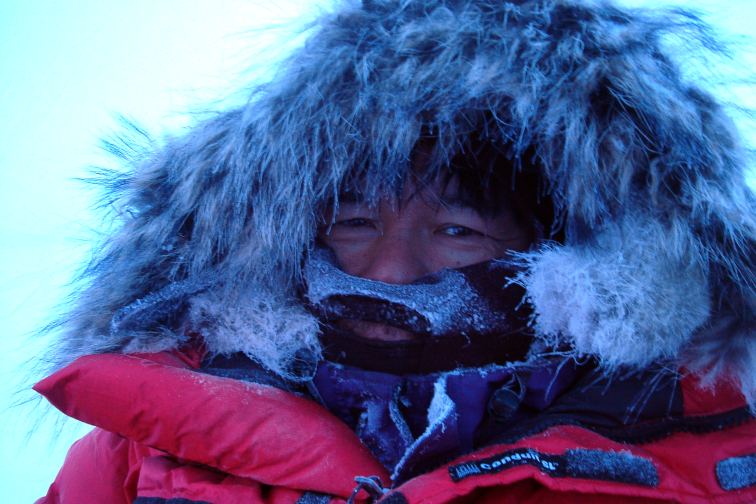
{"left": 436, "top": 194, "right": 481, "bottom": 213}
{"left": 337, "top": 191, "right": 367, "bottom": 204}
{"left": 438, "top": 195, "right": 469, "bottom": 208}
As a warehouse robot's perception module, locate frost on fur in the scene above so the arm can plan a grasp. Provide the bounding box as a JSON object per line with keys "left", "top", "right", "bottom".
{"left": 189, "top": 290, "right": 322, "bottom": 380}
{"left": 38, "top": 0, "right": 755, "bottom": 406}
{"left": 514, "top": 218, "right": 711, "bottom": 369}
{"left": 684, "top": 316, "right": 756, "bottom": 408}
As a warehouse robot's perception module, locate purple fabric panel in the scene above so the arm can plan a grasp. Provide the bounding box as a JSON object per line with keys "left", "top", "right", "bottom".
{"left": 312, "top": 358, "right": 577, "bottom": 474}
{"left": 523, "top": 359, "right": 578, "bottom": 410}
{"left": 445, "top": 368, "right": 513, "bottom": 452}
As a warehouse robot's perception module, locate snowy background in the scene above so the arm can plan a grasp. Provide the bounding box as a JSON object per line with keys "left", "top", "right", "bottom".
{"left": 0, "top": 1, "right": 753, "bottom": 502}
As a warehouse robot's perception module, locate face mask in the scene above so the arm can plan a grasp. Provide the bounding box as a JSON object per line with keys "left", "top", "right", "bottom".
{"left": 304, "top": 246, "right": 531, "bottom": 339}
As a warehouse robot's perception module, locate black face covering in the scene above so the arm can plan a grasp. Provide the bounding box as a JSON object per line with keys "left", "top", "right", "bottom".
{"left": 304, "top": 247, "right": 533, "bottom": 373}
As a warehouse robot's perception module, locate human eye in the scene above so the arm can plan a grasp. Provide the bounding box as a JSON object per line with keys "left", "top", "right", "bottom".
{"left": 320, "top": 217, "right": 377, "bottom": 240}
{"left": 333, "top": 217, "right": 376, "bottom": 229}
{"left": 436, "top": 224, "right": 485, "bottom": 238}
{"left": 321, "top": 201, "right": 381, "bottom": 240}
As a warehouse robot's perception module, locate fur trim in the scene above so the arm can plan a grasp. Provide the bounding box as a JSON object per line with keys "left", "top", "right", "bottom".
{"left": 188, "top": 288, "right": 322, "bottom": 380}
{"left": 512, "top": 217, "right": 711, "bottom": 368}
{"left": 46, "top": 1, "right": 755, "bottom": 401}
{"left": 684, "top": 314, "right": 756, "bottom": 406}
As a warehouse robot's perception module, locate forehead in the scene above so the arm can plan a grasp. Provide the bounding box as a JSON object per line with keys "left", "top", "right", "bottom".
{"left": 332, "top": 135, "right": 532, "bottom": 218}
{"left": 337, "top": 173, "right": 480, "bottom": 211}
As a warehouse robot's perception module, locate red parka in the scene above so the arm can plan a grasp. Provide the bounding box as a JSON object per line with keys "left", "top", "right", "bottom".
{"left": 31, "top": 0, "right": 756, "bottom": 502}
{"left": 35, "top": 351, "right": 756, "bottom": 503}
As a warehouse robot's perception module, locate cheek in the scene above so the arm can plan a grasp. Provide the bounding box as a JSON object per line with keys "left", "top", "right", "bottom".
{"left": 320, "top": 235, "right": 371, "bottom": 276}
{"left": 334, "top": 248, "right": 366, "bottom": 276}
{"left": 429, "top": 241, "right": 503, "bottom": 271}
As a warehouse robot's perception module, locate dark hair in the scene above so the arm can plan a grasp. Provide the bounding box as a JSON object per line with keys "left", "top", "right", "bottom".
{"left": 327, "top": 132, "right": 561, "bottom": 244}
{"left": 412, "top": 134, "right": 562, "bottom": 243}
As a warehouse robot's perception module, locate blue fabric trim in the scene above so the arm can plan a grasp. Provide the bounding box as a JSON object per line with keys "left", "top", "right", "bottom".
{"left": 716, "top": 453, "right": 756, "bottom": 491}
{"left": 564, "top": 448, "right": 659, "bottom": 487}
{"left": 295, "top": 491, "right": 332, "bottom": 504}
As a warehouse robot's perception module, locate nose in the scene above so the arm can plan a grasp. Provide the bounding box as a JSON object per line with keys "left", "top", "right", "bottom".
{"left": 356, "top": 234, "right": 430, "bottom": 284}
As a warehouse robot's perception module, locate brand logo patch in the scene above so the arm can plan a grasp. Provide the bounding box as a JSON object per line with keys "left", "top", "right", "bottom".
{"left": 449, "top": 448, "right": 561, "bottom": 482}
{"left": 449, "top": 447, "right": 659, "bottom": 487}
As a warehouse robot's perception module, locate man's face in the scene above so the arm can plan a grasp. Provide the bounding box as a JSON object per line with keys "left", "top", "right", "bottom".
{"left": 318, "top": 176, "right": 533, "bottom": 341}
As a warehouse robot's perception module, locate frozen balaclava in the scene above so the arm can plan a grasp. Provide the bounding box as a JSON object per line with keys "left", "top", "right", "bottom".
{"left": 304, "top": 246, "right": 534, "bottom": 372}
{"left": 304, "top": 139, "right": 550, "bottom": 371}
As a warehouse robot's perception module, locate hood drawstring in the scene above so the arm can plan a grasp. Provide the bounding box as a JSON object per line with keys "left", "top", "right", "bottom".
{"left": 347, "top": 475, "right": 388, "bottom": 504}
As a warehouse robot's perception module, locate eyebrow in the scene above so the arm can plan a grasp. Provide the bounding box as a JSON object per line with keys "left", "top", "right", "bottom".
{"left": 335, "top": 189, "right": 486, "bottom": 213}
{"left": 429, "top": 190, "right": 490, "bottom": 215}
{"left": 437, "top": 194, "right": 474, "bottom": 208}
{"left": 336, "top": 191, "right": 367, "bottom": 204}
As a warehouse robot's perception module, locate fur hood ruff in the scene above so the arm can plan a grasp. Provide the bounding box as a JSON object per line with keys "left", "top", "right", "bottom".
{"left": 50, "top": 0, "right": 755, "bottom": 403}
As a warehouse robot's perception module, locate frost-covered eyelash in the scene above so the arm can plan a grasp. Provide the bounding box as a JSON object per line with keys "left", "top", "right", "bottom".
{"left": 436, "top": 224, "right": 485, "bottom": 237}
{"left": 334, "top": 217, "right": 376, "bottom": 228}
{"left": 318, "top": 217, "right": 375, "bottom": 236}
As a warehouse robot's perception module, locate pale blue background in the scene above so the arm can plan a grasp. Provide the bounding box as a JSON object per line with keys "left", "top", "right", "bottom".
{"left": 0, "top": 1, "right": 752, "bottom": 502}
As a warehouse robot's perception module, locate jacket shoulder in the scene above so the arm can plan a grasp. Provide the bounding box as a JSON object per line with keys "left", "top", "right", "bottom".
{"left": 35, "top": 352, "right": 387, "bottom": 500}
{"left": 37, "top": 428, "right": 134, "bottom": 504}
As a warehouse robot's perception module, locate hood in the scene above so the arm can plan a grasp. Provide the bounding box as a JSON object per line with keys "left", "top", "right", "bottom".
{"left": 49, "top": 0, "right": 755, "bottom": 401}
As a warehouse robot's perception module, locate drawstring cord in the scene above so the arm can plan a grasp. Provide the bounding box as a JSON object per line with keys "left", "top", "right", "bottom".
{"left": 346, "top": 475, "right": 388, "bottom": 504}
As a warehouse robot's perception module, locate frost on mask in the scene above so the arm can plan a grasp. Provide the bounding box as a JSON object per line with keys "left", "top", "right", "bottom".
{"left": 304, "top": 246, "right": 530, "bottom": 339}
